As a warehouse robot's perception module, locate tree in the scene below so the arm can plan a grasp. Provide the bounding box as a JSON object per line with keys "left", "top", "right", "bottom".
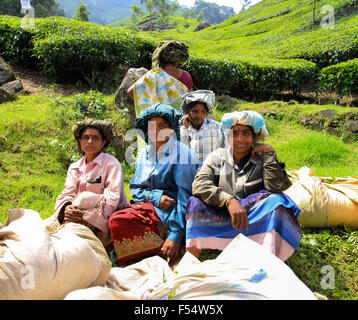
{"left": 73, "top": 1, "right": 90, "bottom": 22}
{"left": 312, "top": 0, "right": 316, "bottom": 28}
{"left": 156, "top": 0, "right": 178, "bottom": 29}
{"left": 196, "top": 11, "right": 204, "bottom": 23}
{"left": 183, "top": 7, "right": 191, "bottom": 27}
{"left": 0, "top": 0, "right": 65, "bottom": 18}
{"left": 130, "top": 4, "right": 144, "bottom": 31}
{"left": 192, "top": 0, "right": 235, "bottom": 24}
{"left": 141, "top": 0, "right": 156, "bottom": 31}
{"left": 140, "top": 0, "right": 179, "bottom": 31}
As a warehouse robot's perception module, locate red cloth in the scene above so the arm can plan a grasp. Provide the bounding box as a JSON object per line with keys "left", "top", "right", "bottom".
{"left": 108, "top": 202, "right": 166, "bottom": 265}
{"left": 179, "top": 70, "right": 193, "bottom": 90}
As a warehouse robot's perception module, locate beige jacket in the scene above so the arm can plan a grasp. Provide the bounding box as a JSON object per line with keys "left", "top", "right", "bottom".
{"left": 192, "top": 147, "right": 292, "bottom": 208}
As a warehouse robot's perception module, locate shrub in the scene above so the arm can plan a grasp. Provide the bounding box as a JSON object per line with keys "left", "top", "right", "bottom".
{"left": 0, "top": 16, "right": 156, "bottom": 88}
{"left": 0, "top": 15, "right": 36, "bottom": 66}
{"left": 33, "top": 18, "right": 156, "bottom": 88}
{"left": 184, "top": 55, "right": 316, "bottom": 98}
{"left": 319, "top": 58, "right": 358, "bottom": 97}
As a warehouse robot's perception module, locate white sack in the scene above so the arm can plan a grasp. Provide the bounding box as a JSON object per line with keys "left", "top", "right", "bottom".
{"left": 285, "top": 167, "right": 358, "bottom": 228}
{"left": 0, "top": 209, "right": 111, "bottom": 299}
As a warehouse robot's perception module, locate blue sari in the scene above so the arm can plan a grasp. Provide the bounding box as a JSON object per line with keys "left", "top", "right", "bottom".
{"left": 186, "top": 190, "right": 302, "bottom": 261}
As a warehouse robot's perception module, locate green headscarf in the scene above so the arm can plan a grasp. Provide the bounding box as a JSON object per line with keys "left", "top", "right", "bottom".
{"left": 72, "top": 119, "right": 114, "bottom": 150}
{"left": 151, "top": 40, "right": 189, "bottom": 69}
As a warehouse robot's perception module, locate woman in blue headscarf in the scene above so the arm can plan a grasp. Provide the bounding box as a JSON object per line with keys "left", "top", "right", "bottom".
{"left": 109, "top": 104, "right": 199, "bottom": 268}
{"left": 186, "top": 110, "right": 302, "bottom": 261}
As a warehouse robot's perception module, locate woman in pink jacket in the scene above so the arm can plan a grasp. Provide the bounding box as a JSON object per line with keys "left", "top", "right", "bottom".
{"left": 54, "top": 119, "right": 128, "bottom": 245}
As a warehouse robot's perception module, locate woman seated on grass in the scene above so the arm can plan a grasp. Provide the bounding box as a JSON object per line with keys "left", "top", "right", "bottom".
{"left": 180, "top": 90, "right": 226, "bottom": 162}
{"left": 186, "top": 110, "right": 303, "bottom": 261}
{"left": 54, "top": 119, "right": 128, "bottom": 245}
{"left": 109, "top": 103, "right": 199, "bottom": 268}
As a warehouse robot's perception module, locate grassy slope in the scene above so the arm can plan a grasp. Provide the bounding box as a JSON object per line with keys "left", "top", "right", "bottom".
{"left": 0, "top": 90, "right": 357, "bottom": 299}
{"left": 126, "top": 0, "right": 358, "bottom": 71}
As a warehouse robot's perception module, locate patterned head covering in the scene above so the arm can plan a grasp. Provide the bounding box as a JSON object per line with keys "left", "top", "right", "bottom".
{"left": 72, "top": 119, "right": 114, "bottom": 149}
{"left": 180, "top": 90, "right": 216, "bottom": 114}
{"left": 151, "top": 40, "right": 189, "bottom": 69}
{"left": 221, "top": 110, "right": 269, "bottom": 141}
{"left": 135, "top": 103, "right": 181, "bottom": 143}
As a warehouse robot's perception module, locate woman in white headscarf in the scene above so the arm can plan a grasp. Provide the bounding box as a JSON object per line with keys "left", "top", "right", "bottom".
{"left": 186, "top": 110, "right": 302, "bottom": 262}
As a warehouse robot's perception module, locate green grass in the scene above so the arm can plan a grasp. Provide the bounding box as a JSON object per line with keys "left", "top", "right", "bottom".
{"left": 286, "top": 227, "right": 358, "bottom": 300}
{"left": 0, "top": 91, "right": 357, "bottom": 299}
{"left": 264, "top": 121, "right": 358, "bottom": 176}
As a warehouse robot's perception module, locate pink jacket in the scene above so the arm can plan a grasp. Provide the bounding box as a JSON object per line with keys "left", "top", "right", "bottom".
{"left": 55, "top": 152, "right": 128, "bottom": 237}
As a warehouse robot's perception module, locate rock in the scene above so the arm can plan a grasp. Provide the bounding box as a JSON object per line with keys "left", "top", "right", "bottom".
{"left": 1, "top": 79, "right": 23, "bottom": 95}
{"left": 194, "top": 21, "right": 211, "bottom": 32}
{"left": 345, "top": 120, "right": 358, "bottom": 134}
{"left": 0, "top": 87, "right": 14, "bottom": 103}
{"left": 317, "top": 109, "right": 336, "bottom": 119}
{"left": 216, "top": 95, "right": 238, "bottom": 108}
{"left": 115, "top": 67, "right": 148, "bottom": 126}
{"left": 339, "top": 5, "right": 358, "bottom": 17}
{"left": 0, "top": 57, "right": 15, "bottom": 86}
{"left": 345, "top": 112, "right": 357, "bottom": 120}
{"left": 301, "top": 114, "right": 320, "bottom": 127}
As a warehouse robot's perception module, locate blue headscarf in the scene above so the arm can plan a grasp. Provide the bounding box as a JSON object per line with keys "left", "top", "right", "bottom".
{"left": 134, "top": 103, "right": 181, "bottom": 143}
{"left": 221, "top": 110, "right": 269, "bottom": 141}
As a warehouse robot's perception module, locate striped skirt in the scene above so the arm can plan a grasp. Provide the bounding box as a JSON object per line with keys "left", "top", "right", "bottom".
{"left": 186, "top": 191, "right": 302, "bottom": 261}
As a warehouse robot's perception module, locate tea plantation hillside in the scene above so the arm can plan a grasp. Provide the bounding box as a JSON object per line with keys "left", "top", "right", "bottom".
{"left": 1, "top": 0, "right": 357, "bottom": 99}
{"left": 135, "top": 0, "right": 358, "bottom": 99}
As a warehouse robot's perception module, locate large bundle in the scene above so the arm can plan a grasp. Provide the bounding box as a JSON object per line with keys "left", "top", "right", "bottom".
{"left": 0, "top": 209, "right": 111, "bottom": 299}
{"left": 284, "top": 167, "right": 358, "bottom": 229}
{"left": 65, "top": 234, "right": 318, "bottom": 300}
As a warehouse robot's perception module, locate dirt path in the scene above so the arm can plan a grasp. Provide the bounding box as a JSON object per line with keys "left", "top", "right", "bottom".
{"left": 11, "top": 65, "right": 89, "bottom": 96}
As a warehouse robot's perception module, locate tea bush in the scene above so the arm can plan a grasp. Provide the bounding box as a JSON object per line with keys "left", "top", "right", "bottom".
{"left": 319, "top": 58, "right": 358, "bottom": 96}
{"left": 0, "top": 16, "right": 156, "bottom": 88}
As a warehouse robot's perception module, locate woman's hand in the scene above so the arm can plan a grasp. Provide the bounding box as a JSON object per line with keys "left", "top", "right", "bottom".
{"left": 158, "top": 195, "right": 177, "bottom": 211}
{"left": 161, "top": 238, "right": 181, "bottom": 261}
{"left": 226, "top": 198, "right": 249, "bottom": 231}
{"left": 251, "top": 143, "right": 274, "bottom": 159}
{"left": 63, "top": 205, "right": 87, "bottom": 225}
{"left": 182, "top": 114, "right": 192, "bottom": 129}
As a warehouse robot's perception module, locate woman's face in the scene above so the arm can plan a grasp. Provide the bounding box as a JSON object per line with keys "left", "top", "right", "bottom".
{"left": 188, "top": 103, "right": 208, "bottom": 128}
{"left": 147, "top": 117, "right": 172, "bottom": 145}
{"left": 79, "top": 127, "right": 106, "bottom": 157}
{"left": 229, "top": 124, "right": 254, "bottom": 155}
